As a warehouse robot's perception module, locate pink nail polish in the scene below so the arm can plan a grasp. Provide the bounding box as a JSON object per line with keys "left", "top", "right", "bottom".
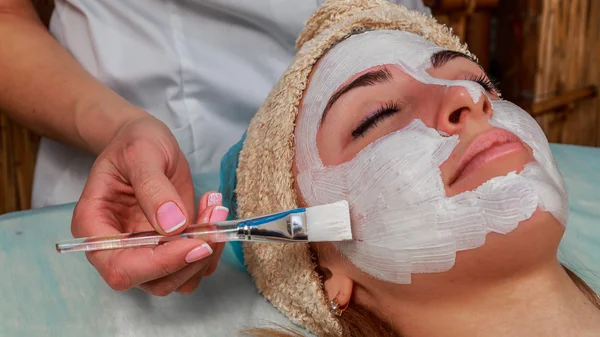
{"left": 209, "top": 206, "right": 229, "bottom": 222}
{"left": 207, "top": 192, "right": 222, "bottom": 207}
{"left": 156, "top": 201, "right": 186, "bottom": 233}
{"left": 185, "top": 243, "right": 213, "bottom": 263}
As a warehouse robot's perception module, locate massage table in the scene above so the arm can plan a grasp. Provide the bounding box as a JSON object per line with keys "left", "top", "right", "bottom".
{"left": 1, "top": 143, "right": 599, "bottom": 336}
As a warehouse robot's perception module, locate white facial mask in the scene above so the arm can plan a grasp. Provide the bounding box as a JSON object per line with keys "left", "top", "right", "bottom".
{"left": 295, "top": 30, "right": 568, "bottom": 284}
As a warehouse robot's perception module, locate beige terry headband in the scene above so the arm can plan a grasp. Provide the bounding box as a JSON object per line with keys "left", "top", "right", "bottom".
{"left": 234, "top": 0, "right": 471, "bottom": 335}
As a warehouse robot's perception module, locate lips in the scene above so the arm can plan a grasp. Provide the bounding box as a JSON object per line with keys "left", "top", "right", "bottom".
{"left": 450, "top": 128, "right": 527, "bottom": 186}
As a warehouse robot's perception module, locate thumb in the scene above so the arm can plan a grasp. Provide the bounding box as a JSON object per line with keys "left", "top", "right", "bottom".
{"left": 130, "top": 165, "right": 190, "bottom": 235}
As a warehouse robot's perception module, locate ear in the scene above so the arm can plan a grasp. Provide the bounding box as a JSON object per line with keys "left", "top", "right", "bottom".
{"left": 323, "top": 269, "right": 353, "bottom": 308}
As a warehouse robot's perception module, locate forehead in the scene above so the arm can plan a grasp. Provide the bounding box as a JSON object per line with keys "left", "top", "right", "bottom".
{"left": 311, "top": 30, "right": 444, "bottom": 85}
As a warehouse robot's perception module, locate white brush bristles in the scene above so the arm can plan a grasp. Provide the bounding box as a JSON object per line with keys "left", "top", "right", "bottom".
{"left": 306, "top": 200, "right": 352, "bottom": 242}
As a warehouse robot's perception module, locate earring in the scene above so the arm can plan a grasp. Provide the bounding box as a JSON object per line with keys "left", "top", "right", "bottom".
{"left": 329, "top": 292, "right": 349, "bottom": 316}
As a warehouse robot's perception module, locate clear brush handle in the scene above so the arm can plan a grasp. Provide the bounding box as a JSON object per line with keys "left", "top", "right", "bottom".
{"left": 55, "top": 221, "right": 241, "bottom": 253}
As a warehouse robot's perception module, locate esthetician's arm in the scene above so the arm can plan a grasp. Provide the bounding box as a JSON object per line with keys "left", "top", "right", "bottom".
{"left": 0, "top": 0, "right": 146, "bottom": 153}
{"left": 0, "top": 0, "right": 225, "bottom": 295}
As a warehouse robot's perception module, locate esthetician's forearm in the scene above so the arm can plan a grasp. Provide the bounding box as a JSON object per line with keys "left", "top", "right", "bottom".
{"left": 0, "top": 2, "right": 147, "bottom": 155}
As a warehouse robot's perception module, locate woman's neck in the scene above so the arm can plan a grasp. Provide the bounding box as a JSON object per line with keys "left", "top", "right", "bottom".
{"left": 376, "top": 261, "right": 600, "bottom": 337}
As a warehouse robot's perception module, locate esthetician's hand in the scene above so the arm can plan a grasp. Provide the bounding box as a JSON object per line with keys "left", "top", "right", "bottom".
{"left": 71, "top": 116, "right": 228, "bottom": 295}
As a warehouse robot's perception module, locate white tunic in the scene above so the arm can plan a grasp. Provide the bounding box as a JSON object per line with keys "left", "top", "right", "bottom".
{"left": 31, "top": 0, "right": 431, "bottom": 208}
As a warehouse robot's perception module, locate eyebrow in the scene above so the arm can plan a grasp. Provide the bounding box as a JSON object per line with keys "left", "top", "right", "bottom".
{"left": 321, "top": 68, "right": 393, "bottom": 124}
{"left": 430, "top": 50, "right": 481, "bottom": 70}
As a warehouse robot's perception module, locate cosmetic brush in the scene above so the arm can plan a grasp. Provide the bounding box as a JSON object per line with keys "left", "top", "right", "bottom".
{"left": 55, "top": 200, "right": 352, "bottom": 253}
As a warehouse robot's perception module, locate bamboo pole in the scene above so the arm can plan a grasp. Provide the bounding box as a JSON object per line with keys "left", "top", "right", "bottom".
{"left": 536, "top": 0, "right": 549, "bottom": 96}
{"left": 0, "top": 114, "right": 17, "bottom": 213}
{"left": 0, "top": 115, "right": 6, "bottom": 214}
{"left": 13, "top": 123, "right": 28, "bottom": 210}
{"left": 20, "top": 127, "right": 36, "bottom": 210}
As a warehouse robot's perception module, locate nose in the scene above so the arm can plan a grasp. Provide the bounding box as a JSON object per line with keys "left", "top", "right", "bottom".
{"left": 436, "top": 86, "right": 493, "bottom": 135}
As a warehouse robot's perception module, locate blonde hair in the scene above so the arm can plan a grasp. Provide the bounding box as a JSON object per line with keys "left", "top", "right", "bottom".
{"left": 243, "top": 265, "right": 600, "bottom": 337}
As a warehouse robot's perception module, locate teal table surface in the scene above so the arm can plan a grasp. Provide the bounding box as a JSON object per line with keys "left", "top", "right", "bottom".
{"left": 1, "top": 144, "right": 599, "bottom": 336}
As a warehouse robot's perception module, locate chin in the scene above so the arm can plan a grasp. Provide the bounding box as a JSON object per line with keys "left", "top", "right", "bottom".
{"left": 491, "top": 209, "right": 563, "bottom": 264}
{"left": 519, "top": 207, "right": 565, "bottom": 233}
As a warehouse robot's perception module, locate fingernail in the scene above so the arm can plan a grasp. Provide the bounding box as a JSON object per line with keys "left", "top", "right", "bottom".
{"left": 156, "top": 201, "right": 186, "bottom": 233}
{"left": 185, "top": 243, "right": 213, "bottom": 263}
{"left": 209, "top": 206, "right": 229, "bottom": 222}
{"left": 207, "top": 192, "right": 222, "bottom": 207}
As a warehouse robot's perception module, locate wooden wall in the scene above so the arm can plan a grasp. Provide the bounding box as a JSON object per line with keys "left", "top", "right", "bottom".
{"left": 0, "top": 115, "right": 39, "bottom": 214}
{"left": 492, "top": 0, "right": 600, "bottom": 146}
{"left": 533, "top": 0, "right": 599, "bottom": 146}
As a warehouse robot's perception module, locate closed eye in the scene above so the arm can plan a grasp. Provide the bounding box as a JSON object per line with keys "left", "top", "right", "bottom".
{"left": 467, "top": 74, "right": 502, "bottom": 98}
{"left": 352, "top": 101, "right": 401, "bottom": 138}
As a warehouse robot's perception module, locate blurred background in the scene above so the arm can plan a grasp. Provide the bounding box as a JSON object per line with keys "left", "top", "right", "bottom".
{"left": 1, "top": 0, "right": 599, "bottom": 214}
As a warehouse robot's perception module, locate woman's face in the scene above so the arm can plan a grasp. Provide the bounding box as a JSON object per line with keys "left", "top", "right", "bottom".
{"left": 315, "top": 51, "right": 533, "bottom": 197}
{"left": 296, "top": 48, "right": 566, "bottom": 307}
{"left": 293, "top": 30, "right": 566, "bottom": 298}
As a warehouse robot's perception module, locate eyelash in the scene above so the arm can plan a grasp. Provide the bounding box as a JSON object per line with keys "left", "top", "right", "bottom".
{"left": 468, "top": 74, "right": 502, "bottom": 97}
{"left": 351, "top": 101, "right": 400, "bottom": 139}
